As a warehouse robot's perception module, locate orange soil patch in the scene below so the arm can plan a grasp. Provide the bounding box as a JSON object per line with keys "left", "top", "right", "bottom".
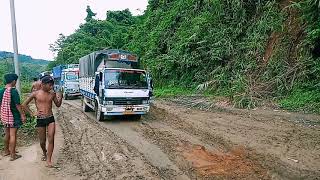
{"left": 180, "top": 145, "right": 263, "bottom": 177}
{"left": 263, "top": 0, "right": 302, "bottom": 65}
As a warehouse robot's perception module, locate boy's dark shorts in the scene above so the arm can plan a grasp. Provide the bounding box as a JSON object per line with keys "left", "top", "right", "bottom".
{"left": 36, "top": 115, "right": 55, "bottom": 127}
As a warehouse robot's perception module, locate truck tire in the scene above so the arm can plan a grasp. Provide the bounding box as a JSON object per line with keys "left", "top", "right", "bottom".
{"left": 95, "top": 101, "right": 104, "bottom": 121}
{"left": 82, "top": 99, "right": 91, "bottom": 112}
{"left": 64, "top": 93, "right": 69, "bottom": 100}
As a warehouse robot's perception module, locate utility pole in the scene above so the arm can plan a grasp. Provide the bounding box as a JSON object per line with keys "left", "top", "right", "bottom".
{"left": 9, "top": 0, "right": 21, "bottom": 93}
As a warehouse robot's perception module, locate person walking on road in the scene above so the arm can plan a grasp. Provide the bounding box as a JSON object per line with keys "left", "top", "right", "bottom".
{"left": 23, "top": 76, "right": 63, "bottom": 167}
{"left": 0, "top": 73, "right": 26, "bottom": 161}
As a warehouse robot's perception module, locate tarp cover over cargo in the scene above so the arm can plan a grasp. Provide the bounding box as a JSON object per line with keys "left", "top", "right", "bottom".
{"left": 53, "top": 65, "right": 63, "bottom": 78}
{"left": 79, "top": 49, "right": 139, "bottom": 77}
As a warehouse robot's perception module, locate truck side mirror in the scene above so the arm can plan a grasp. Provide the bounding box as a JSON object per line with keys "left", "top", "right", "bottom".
{"left": 150, "top": 79, "right": 153, "bottom": 89}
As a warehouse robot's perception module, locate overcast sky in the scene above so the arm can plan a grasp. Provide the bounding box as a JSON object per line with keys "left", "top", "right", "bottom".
{"left": 0, "top": 0, "right": 148, "bottom": 60}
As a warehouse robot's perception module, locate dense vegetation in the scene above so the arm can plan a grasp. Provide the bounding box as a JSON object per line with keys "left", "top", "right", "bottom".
{"left": 0, "top": 54, "right": 48, "bottom": 92}
{"left": 49, "top": 0, "right": 320, "bottom": 112}
{"left": 0, "top": 52, "right": 45, "bottom": 147}
{"left": 48, "top": 8, "right": 136, "bottom": 69}
{"left": 0, "top": 59, "right": 46, "bottom": 79}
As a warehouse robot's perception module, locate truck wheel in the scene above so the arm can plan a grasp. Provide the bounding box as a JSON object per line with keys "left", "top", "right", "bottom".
{"left": 82, "top": 99, "right": 91, "bottom": 112}
{"left": 64, "top": 93, "right": 69, "bottom": 100}
{"left": 95, "top": 102, "right": 104, "bottom": 121}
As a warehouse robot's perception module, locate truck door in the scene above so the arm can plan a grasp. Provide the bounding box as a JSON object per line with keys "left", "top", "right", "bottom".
{"left": 93, "top": 72, "right": 103, "bottom": 96}
{"left": 99, "top": 72, "right": 104, "bottom": 98}
{"left": 147, "top": 72, "right": 153, "bottom": 97}
{"left": 94, "top": 74, "right": 100, "bottom": 96}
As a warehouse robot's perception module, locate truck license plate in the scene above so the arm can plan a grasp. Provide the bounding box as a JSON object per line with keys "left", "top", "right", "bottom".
{"left": 124, "top": 105, "right": 134, "bottom": 114}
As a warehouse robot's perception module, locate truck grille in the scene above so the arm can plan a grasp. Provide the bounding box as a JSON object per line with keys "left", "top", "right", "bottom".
{"left": 109, "top": 98, "right": 146, "bottom": 105}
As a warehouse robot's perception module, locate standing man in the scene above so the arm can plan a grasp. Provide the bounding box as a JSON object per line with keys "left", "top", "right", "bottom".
{"left": 23, "top": 76, "right": 63, "bottom": 167}
{"left": 0, "top": 73, "right": 26, "bottom": 161}
{"left": 31, "top": 77, "right": 41, "bottom": 92}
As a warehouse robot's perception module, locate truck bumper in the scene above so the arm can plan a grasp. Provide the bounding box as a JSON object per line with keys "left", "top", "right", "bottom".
{"left": 66, "top": 92, "right": 82, "bottom": 97}
{"left": 101, "top": 105, "right": 150, "bottom": 116}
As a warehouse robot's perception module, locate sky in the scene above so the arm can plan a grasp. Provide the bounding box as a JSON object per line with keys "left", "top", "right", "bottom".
{"left": 0, "top": 0, "right": 148, "bottom": 60}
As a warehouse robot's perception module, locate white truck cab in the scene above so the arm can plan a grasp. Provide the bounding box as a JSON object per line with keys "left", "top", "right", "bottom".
{"left": 53, "top": 64, "right": 81, "bottom": 99}
{"left": 79, "top": 49, "right": 152, "bottom": 121}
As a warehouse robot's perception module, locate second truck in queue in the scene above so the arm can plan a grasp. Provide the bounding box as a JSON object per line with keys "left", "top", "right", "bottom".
{"left": 52, "top": 64, "right": 81, "bottom": 99}
{"left": 79, "top": 49, "right": 152, "bottom": 121}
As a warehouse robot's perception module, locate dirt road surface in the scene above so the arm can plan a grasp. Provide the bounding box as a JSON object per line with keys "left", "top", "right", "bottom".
{"left": 0, "top": 113, "right": 77, "bottom": 180}
{"left": 1, "top": 98, "right": 319, "bottom": 180}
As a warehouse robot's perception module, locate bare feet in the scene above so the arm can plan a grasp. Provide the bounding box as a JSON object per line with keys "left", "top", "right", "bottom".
{"left": 4, "top": 150, "right": 18, "bottom": 157}
{"left": 10, "top": 154, "right": 22, "bottom": 161}
{"left": 41, "top": 153, "right": 47, "bottom": 161}
{"left": 46, "top": 161, "right": 53, "bottom": 168}
{"left": 4, "top": 151, "right": 10, "bottom": 156}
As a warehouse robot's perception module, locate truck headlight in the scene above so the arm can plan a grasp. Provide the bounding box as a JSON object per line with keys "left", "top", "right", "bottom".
{"left": 142, "top": 100, "right": 149, "bottom": 104}
{"left": 104, "top": 101, "right": 113, "bottom": 105}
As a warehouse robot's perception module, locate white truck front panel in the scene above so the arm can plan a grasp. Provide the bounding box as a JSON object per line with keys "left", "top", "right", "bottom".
{"left": 79, "top": 68, "right": 151, "bottom": 116}
{"left": 102, "top": 104, "right": 150, "bottom": 116}
{"left": 104, "top": 89, "right": 149, "bottom": 98}
{"left": 59, "top": 66, "right": 81, "bottom": 97}
{"left": 64, "top": 81, "right": 81, "bottom": 96}
{"left": 102, "top": 89, "right": 150, "bottom": 115}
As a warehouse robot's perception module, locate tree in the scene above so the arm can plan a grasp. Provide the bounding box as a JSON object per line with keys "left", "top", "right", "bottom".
{"left": 49, "top": 33, "right": 66, "bottom": 57}
{"left": 106, "top": 9, "right": 135, "bottom": 25}
{"left": 85, "top": 6, "right": 97, "bottom": 22}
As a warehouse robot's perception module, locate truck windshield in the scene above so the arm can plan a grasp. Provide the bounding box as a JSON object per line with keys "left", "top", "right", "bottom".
{"left": 65, "top": 72, "right": 79, "bottom": 81}
{"left": 105, "top": 69, "right": 148, "bottom": 89}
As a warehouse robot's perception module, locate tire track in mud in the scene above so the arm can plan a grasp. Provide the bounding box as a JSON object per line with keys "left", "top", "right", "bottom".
{"left": 98, "top": 123, "right": 189, "bottom": 179}
{"left": 144, "top": 103, "right": 320, "bottom": 179}
{"left": 65, "top": 100, "right": 269, "bottom": 179}
{"left": 145, "top": 105, "right": 234, "bottom": 151}
{"left": 66, "top": 100, "right": 190, "bottom": 180}
{"left": 56, "top": 103, "right": 161, "bottom": 180}
{"left": 62, "top": 100, "right": 320, "bottom": 179}
{"left": 135, "top": 111, "right": 269, "bottom": 179}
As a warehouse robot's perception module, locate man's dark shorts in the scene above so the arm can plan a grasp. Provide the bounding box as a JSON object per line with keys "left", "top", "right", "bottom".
{"left": 4, "top": 122, "right": 22, "bottom": 129}
{"left": 36, "top": 115, "right": 55, "bottom": 127}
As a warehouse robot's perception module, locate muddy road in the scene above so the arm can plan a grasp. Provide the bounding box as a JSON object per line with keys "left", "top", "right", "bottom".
{"left": 33, "top": 99, "right": 320, "bottom": 179}
{"left": 0, "top": 98, "right": 320, "bottom": 180}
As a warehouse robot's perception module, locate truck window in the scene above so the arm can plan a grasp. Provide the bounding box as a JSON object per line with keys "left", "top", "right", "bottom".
{"left": 105, "top": 69, "right": 148, "bottom": 89}
{"left": 65, "top": 72, "right": 79, "bottom": 81}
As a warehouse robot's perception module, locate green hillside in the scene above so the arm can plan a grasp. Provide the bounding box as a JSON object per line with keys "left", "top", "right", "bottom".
{"left": 0, "top": 52, "right": 49, "bottom": 88}
{"left": 48, "top": 1, "right": 320, "bottom": 112}
{"left": 0, "top": 51, "right": 49, "bottom": 65}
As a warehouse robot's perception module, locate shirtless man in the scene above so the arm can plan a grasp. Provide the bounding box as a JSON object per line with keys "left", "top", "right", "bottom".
{"left": 23, "top": 76, "right": 63, "bottom": 167}
{"left": 31, "top": 77, "right": 41, "bottom": 92}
